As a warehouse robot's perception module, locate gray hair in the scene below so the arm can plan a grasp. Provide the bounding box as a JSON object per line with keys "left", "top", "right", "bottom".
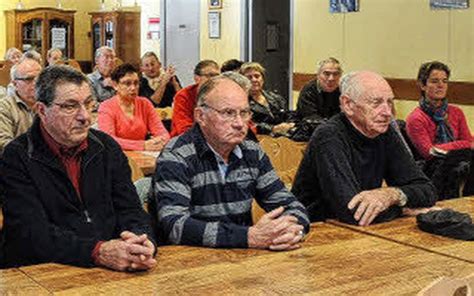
{"left": 10, "top": 58, "right": 41, "bottom": 81}
{"left": 47, "top": 47, "right": 62, "bottom": 58}
{"left": 36, "top": 65, "right": 92, "bottom": 106}
{"left": 23, "top": 50, "right": 42, "bottom": 64}
{"left": 94, "top": 46, "right": 115, "bottom": 60}
{"left": 197, "top": 71, "right": 251, "bottom": 106}
{"left": 4, "top": 47, "right": 21, "bottom": 61}
{"left": 340, "top": 70, "right": 389, "bottom": 103}
{"left": 316, "top": 57, "right": 342, "bottom": 74}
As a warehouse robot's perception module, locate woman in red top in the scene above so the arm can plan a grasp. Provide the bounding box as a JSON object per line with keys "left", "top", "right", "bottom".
{"left": 406, "top": 61, "right": 473, "bottom": 197}
{"left": 98, "top": 63, "right": 170, "bottom": 151}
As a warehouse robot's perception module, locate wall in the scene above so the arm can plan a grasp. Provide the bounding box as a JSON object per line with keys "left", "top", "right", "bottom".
{"left": 199, "top": 0, "right": 242, "bottom": 65}
{"left": 293, "top": 0, "right": 474, "bottom": 131}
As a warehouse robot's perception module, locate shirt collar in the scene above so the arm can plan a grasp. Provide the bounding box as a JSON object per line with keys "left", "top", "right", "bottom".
{"left": 40, "top": 121, "right": 88, "bottom": 159}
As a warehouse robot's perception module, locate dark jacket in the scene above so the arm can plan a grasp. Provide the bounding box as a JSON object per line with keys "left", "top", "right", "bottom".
{"left": 0, "top": 119, "right": 156, "bottom": 268}
{"left": 296, "top": 80, "right": 341, "bottom": 121}
{"left": 250, "top": 90, "right": 289, "bottom": 135}
{"left": 139, "top": 76, "right": 180, "bottom": 108}
{"left": 292, "top": 113, "right": 437, "bottom": 224}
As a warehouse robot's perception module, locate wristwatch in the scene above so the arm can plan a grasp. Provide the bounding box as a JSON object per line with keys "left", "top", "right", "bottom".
{"left": 397, "top": 189, "right": 408, "bottom": 207}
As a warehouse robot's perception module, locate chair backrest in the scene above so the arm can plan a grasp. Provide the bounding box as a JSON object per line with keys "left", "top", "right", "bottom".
{"left": 0, "top": 62, "right": 12, "bottom": 87}
{"left": 156, "top": 107, "right": 173, "bottom": 121}
{"left": 128, "top": 156, "right": 144, "bottom": 182}
{"left": 418, "top": 274, "right": 473, "bottom": 296}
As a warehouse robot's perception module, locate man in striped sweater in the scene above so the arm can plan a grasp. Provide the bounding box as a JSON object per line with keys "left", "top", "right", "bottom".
{"left": 153, "top": 72, "right": 309, "bottom": 250}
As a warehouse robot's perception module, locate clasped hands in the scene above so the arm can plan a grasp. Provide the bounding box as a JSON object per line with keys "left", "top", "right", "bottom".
{"left": 144, "top": 136, "right": 166, "bottom": 151}
{"left": 348, "top": 188, "right": 441, "bottom": 226}
{"left": 96, "top": 231, "right": 157, "bottom": 272}
{"left": 248, "top": 206, "right": 305, "bottom": 251}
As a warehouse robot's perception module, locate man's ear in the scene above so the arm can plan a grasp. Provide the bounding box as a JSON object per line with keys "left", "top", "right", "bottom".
{"left": 36, "top": 102, "right": 47, "bottom": 121}
{"left": 112, "top": 80, "right": 119, "bottom": 91}
{"left": 194, "top": 107, "right": 205, "bottom": 126}
{"left": 340, "top": 95, "right": 353, "bottom": 116}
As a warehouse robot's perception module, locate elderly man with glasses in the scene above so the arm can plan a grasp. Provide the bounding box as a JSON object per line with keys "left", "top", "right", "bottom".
{"left": 153, "top": 72, "right": 309, "bottom": 250}
{"left": 0, "top": 57, "right": 42, "bottom": 155}
{"left": 0, "top": 65, "right": 157, "bottom": 271}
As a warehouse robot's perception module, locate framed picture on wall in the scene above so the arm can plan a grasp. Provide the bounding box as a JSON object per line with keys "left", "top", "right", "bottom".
{"left": 430, "top": 0, "right": 468, "bottom": 9}
{"left": 329, "top": 0, "right": 359, "bottom": 13}
{"left": 208, "top": 11, "right": 221, "bottom": 39}
{"left": 209, "top": 0, "right": 222, "bottom": 9}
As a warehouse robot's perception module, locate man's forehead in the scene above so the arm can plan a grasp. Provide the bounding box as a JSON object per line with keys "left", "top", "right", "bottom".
{"left": 320, "top": 63, "right": 340, "bottom": 72}
{"left": 208, "top": 80, "right": 247, "bottom": 104}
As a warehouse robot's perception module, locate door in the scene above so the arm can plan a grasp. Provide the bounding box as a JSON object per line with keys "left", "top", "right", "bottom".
{"left": 250, "top": 0, "right": 291, "bottom": 104}
{"left": 161, "top": 0, "right": 200, "bottom": 87}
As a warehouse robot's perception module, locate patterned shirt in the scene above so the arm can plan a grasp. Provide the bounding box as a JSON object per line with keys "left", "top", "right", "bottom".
{"left": 154, "top": 125, "right": 309, "bottom": 248}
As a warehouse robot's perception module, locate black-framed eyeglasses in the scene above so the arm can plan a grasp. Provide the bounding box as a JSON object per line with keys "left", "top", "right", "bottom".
{"left": 118, "top": 80, "right": 140, "bottom": 88}
{"left": 52, "top": 99, "right": 96, "bottom": 115}
{"left": 201, "top": 103, "right": 252, "bottom": 122}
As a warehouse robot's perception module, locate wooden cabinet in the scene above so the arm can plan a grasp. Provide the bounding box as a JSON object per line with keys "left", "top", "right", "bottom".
{"left": 89, "top": 10, "right": 141, "bottom": 66}
{"left": 5, "top": 7, "right": 76, "bottom": 63}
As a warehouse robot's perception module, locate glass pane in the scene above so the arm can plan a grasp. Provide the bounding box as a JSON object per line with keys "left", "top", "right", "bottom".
{"left": 92, "top": 22, "right": 102, "bottom": 54}
{"left": 105, "top": 20, "right": 114, "bottom": 48}
{"left": 22, "top": 19, "right": 43, "bottom": 53}
{"left": 49, "top": 19, "right": 69, "bottom": 59}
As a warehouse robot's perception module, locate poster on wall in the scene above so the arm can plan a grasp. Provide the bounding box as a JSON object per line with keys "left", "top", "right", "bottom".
{"left": 330, "top": 0, "right": 359, "bottom": 13}
{"left": 430, "top": 0, "right": 469, "bottom": 9}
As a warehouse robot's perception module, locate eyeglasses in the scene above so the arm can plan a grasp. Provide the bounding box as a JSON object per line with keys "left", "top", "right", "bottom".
{"left": 201, "top": 104, "right": 252, "bottom": 122}
{"left": 320, "top": 71, "right": 341, "bottom": 78}
{"left": 14, "top": 75, "right": 37, "bottom": 82}
{"left": 52, "top": 99, "right": 96, "bottom": 115}
{"left": 118, "top": 80, "right": 140, "bottom": 88}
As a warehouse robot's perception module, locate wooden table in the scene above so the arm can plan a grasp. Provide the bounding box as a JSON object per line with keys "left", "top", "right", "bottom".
{"left": 330, "top": 197, "right": 474, "bottom": 263}
{"left": 125, "top": 151, "right": 158, "bottom": 176}
{"left": 0, "top": 269, "right": 50, "bottom": 295}
{"left": 11, "top": 223, "right": 474, "bottom": 295}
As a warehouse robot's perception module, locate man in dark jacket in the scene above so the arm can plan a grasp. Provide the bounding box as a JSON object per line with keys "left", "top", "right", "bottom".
{"left": 0, "top": 65, "right": 157, "bottom": 271}
{"left": 296, "top": 57, "right": 342, "bottom": 121}
{"left": 292, "top": 71, "right": 437, "bottom": 226}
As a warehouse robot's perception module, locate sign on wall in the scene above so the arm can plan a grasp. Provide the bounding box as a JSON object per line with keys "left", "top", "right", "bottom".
{"left": 430, "top": 0, "right": 469, "bottom": 9}
{"left": 330, "top": 0, "right": 359, "bottom": 13}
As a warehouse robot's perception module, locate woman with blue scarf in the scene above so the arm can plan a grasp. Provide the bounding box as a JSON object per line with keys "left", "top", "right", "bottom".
{"left": 406, "top": 61, "right": 473, "bottom": 198}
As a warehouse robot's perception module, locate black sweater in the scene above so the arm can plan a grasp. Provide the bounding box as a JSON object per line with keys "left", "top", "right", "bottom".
{"left": 292, "top": 113, "right": 436, "bottom": 224}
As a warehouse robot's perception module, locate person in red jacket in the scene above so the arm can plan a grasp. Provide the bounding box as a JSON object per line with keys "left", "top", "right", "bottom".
{"left": 170, "top": 60, "right": 220, "bottom": 137}
{"left": 406, "top": 61, "right": 474, "bottom": 197}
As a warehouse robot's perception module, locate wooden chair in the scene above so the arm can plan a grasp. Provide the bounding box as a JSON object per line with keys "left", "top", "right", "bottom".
{"left": 128, "top": 156, "right": 144, "bottom": 182}
{"left": 156, "top": 107, "right": 173, "bottom": 120}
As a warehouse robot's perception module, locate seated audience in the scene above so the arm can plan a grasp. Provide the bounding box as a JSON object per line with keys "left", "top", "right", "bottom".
{"left": 0, "top": 65, "right": 156, "bottom": 270}
{"left": 296, "top": 57, "right": 342, "bottom": 121}
{"left": 170, "top": 59, "right": 220, "bottom": 137}
{"left": 154, "top": 72, "right": 309, "bottom": 249}
{"left": 87, "top": 46, "right": 116, "bottom": 102}
{"left": 406, "top": 61, "right": 474, "bottom": 197}
{"left": 139, "top": 51, "right": 181, "bottom": 108}
{"left": 46, "top": 48, "right": 63, "bottom": 66}
{"left": 98, "top": 63, "right": 170, "bottom": 151}
{"left": 240, "top": 62, "right": 294, "bottom": 136}
{"left": 292, "top": 71, "right": 437, "bottom": 226}
{"left": 221, "top": 58, "right": 244, "bottom": 73}
{"left": 3, "top": 47, "right": 22, "bottom": 66}
{"left": 0, "top": 57, "right": 42, "bottom": 155}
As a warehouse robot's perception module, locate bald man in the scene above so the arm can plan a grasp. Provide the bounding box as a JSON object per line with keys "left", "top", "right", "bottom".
{"left": 292, "top": 71, "right": 437, "bottom": 226}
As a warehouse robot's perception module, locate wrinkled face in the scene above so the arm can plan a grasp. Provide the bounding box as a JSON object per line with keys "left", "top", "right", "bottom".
{"left": 344, "top": 75, "right": 394, "bottom": 138}
{"left": 96, "top": 50, "right": 116, "bottom": 76}
{"left": 421, "top": 69, "right": 448, "bottom": 106}
{"left": 141, "top": 56, "right": 162, "bottom": 78}
{"left": 317, "top": 62, "right": 341, "bottom": 92}
{"left": 196, "top": 79, "right": 250, "bottom": 148}
{"left": 195, "top": 65, "right": 220, "bottom": 85}
{"left": 48, "top": 50, "right": 63, "bottom": 65}
{"left": 13, "top": 59, "right": 42, "bottom": 104}
{"left": 38, "top": 82, "right": 93, "bottom": 147}
{"left": 243, "top": 69, "right": 264, "bottom": 94}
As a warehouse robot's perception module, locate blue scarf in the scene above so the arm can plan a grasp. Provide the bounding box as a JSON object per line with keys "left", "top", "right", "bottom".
{"left": 419, "top": 97, "right": 454, "bottom": 144}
